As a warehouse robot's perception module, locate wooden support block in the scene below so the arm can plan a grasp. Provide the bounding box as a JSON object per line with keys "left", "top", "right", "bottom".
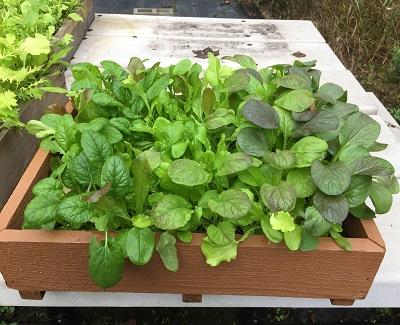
{"left": 19, "top": 290, "right": 46, "bottom": 300}
{"left": 330, "top": 299, "right": 355, "bottom": 306}
{"left": 182, "top": 294, "right": 203, "bottom": 303}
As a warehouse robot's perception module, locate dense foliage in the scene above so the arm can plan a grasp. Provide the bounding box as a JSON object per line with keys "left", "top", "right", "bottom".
{"left": 0, "top": 0, "right": 82, "bottom": 129}
{"left": 24, "top": 55, "right": 398, "bottom": 288}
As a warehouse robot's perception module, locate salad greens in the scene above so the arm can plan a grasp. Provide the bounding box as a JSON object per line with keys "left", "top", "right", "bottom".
{"left": 24, "top": 54, "right": 398, "bottom": 288}
{"left": 0, "top": 0, "right": 82, "bottom": 129}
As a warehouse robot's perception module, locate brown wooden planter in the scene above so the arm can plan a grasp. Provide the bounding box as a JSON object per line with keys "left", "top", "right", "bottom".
{"left": 0, "top": 145, "right": 386, "bottom": 306}
{"left": 0, "top": 0, "right": 94, "bottom": 209}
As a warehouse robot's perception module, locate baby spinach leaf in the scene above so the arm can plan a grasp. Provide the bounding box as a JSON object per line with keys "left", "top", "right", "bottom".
{"left": 317, "top": 83, "right": 345, "bottom": 100}
{"left": 238, "top": 166, "right": 269, "bottom": 187}
{"left": 24, "top": 194, "right": 60, "bottom": 226}
{"left": 208, "top": 189, "right": 252, "bottom": 220}
{"left": 152, "top": 195, "right": 193, "bottom": 230}
{"left": 168, "top": 159, "right": 210, "bottom": 186}
{"left": 101, "top": 125, "right": 123, "bottom": 144}
{"left": 313, "top": 191, "right": 349, "bottom": 223}
{"left": 224, "top": 70, "right": 250, "bottom": 92}
{"left": 242, "top": 99, "right": 279, "bottom": 129}
{"left": 264, "top": 150, "right": 296, "bottom": 170}
{"left": 237, "top": 127, "right": 269, "bottom": 157}
{"left": 338, "top": 145, "right": 369, "bottom": 165}
{"left": 201, "top": 88, "right": 216, "bottom": 117}
{"left": 81, "top": 131, "right": 112, "bottom": 164}
{"left": 207, "top": 221, "right": 236, "bottom": 246}
{"left": 299, "top": 229, "right": 319, "bottom": 251}
{"left": 92, "top": 92, "right": 124, "bottom": 108}
{"left": 374, "top": 175, "right": 399, "bottom": 194}
{"left": 350, "top": 203, "right": 376, "bottom": 219}
{"left": 173, "top": 59, "right": 191, "bottom": 76}
{"left": 369, "top": 181, "right": 393, "bottom": 214}
{"left": 286, "top": 167, "right": 316, "bottom": 198}
{"left": 69, "top": 154, "right": 99, "bottom": 186}
{"left": 205, "top": 109, "right": 236, "bottom": 130}
{"left": 215, "top": 152, "right": 252, "bottom": 176}
{"left": 344, "top": 175, "right": 372, "bottom": 208}
{"left": 260, "top": 214, "right": 283, "bottom": 243}
{"left": 296, "top": 110, "right": 340, "bottom": 136}
{"left": 311, "top": 160, "right": 351, "bottom": 195}
{"left": 177, "top": 231, "right": 192, "bottom": 243}
{"left": 304, "top": 206, "right": 332, "bottom": 237}
{"left": 339, "top": 113, "right": 380, "bottom": 149}
{"left": 290, "top": 136, "right": 328, "bottom": 168}
{"left": 126, "top": 227, "right": 155, "bottom": 266}
{"left": 147, "top": 76, "right": 171, "bottom": 101}
{"left": 283, "top": 225, "right": 302, "bottom": 251}
{"left": 222, "top": 54, "right": 257, "bottom": 69}
{"left": 201, "top": 237, "right": 238, "bottom": 267}
{"left": 101, "top": 156, "right": 131, "bottom": 197}
{"left": 156, "top": 232, "right": 179, "bottom": 272}
{"left": 88, "top": 237, "right": 125, "bottom": 289}
{"left": 274, "top": 89, "right": 315, "bottom": 112}
{"left": 272, "top": 73, "right": 308, "bottom": 89}
{"left": 348, "top": 156, "right": 395, "bottom": 176}
{"left": 32, "top": 178, "right": 63, "bottom": 197}
{"left": 260, "top": 182, "right": 296, "bottom": 212}
{"left": 58, "top": 195, "right": 94, "bottom": 225}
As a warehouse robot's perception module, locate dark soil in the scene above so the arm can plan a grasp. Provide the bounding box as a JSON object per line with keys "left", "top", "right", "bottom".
{"left": 1, "top": 307, "right": 400, "bottom": 324}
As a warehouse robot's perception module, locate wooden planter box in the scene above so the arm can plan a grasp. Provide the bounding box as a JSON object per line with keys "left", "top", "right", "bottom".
{"left": 0, "top": 147, "right": 386, "bottom": 306}
{"left": 0, "top": 0, "right": 94, "bottom": 209}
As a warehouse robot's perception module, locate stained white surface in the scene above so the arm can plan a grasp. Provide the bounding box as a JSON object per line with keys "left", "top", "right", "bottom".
{"left": 1, "top": 14, "right": 399, "bottom": 307}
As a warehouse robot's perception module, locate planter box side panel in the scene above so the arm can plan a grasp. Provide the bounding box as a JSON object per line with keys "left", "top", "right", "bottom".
{"left": 0, "top": 230, "right": 384, "bottom": 301}
{"left": 0, "top": 75, "right": 67, "bottom": 209}
{"left": 54, "top": 0, "right": 95, "bottom": 62}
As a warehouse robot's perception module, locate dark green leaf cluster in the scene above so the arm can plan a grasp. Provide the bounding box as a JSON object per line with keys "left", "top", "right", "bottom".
{"left": 25, "top": 55, "right": 398, "bottom": 288}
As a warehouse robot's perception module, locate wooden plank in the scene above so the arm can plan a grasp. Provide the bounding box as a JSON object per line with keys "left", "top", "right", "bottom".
{"left": 71, "top": 36, "right": 345, "bottom": 70}
{"left": 89, "top": 14, "right": 325, "bottom": 43}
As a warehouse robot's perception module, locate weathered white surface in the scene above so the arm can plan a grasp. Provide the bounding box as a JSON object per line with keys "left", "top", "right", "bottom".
{"left": 1, "top": 14, "right": 400, "bottom": 307}
{"left": 90, "top": 14, "right": 326, "bottom": 43}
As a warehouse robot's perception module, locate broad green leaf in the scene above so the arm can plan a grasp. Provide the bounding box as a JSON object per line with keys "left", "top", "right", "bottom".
{"left": 261, "top": 214, "right": 283, "bottom": 243}
{"left": 311, "top": 160, "right": 351, "bottom": 195}
{"left": 101, "top": 125, "right": 123, "bottom": 144}
{"left": 55, "top": 115, "right": 76, "bottom": 151}
{"left": 375, "top": 175, "right": 399, "bottom": 194}
{"left": 101, "top": 155, "right": 131, "bottom": 197}
{"left": 207, "top": 221, "right": 236, "bottom": 246}
{"left": 92, "top": 92, "right": 123, "bottom": 107}
{"left": 299, "top": 229, "right": 319, "bottom": 251}
{"left": 270, "top": 211, "right": 295, "bottom": 232}
{"left": 208, "top": 189, "right": 252, "bottom": 220}
{"left": 237, "top": 127, "right": 269, "bottom": 157}
{"left": 177, "top": 231, "right": 193, "bottom": 243}
{"left": 275, "top": 106, "right": 295, "bottom": 139}
{"left": 201, "top": 238, "right": 237, "bottom": 267}
{"left": 339, "top": 113, "right": 380, "bottom": 148}
{"left": 263, "top": 150, "right": 296, "bottom": 170}
{"left": 313, "top": 192, "right": 349, "bottom": 223}
{"left": 201, "top": 88, "right": 215, "bottom": 117}
{"left": 290, "top": 136, "right": 328, "bottom": 168}
{"left": 369, "top": 181, "right": 393, "bottom": 214}
{"left": 323, "top": 101, "right": 358, "bottom": 119}
{"left": 215, "top": 152, "right": 252, "bottom": 176}
{"left": 81, "top": 131, "right": 112, "bottom": 164}
{"left": 168, "top": 159, "right": 210, "bottom": 186}
{"left": 173, "top": 59, "right": 191, "bottom": 75}
{"left": 24, "top": 194, "right": 60, "bottom": 226}
{"left": 32, "top": 178, "right": 63, "bottom": 197}
{"left": 350, "top": 203, "right": 375, "bottom": 219}
{"left": 348, "top": 156, "right": 395, "bottom": 176}
{"left": 88, "top": 237, "right": 124, "bottom": 288}
{"left": 222, "top": 54, "right": 257, "bottom": 69}
{"left": 260, "top": 182, "right": 296, "bottom": 212}
{"left": 20, "top": 33, "right": 50, "bottom": 55}
{"left": 69, "top": 154, "right": 98, "bottom": 185}
{"left": 369, "top": 142, "right": 388, "bottom": 152}
{"left": 224, "top": 70, "right": 250, "bottom": 92}
{"left": 286, "top": 167, "right": 316, "bottom": 198}
{"left": 156, "top": 232, "right": 179, "bottom": 272}
{"left": 338, "top": 145, "right": 369, "bottom": 165}
{"left": 238, "top": 166, "right": 269, "bottom": 187}
{"left": 297, "top": 110, "right": 340, "bottom": 136}
{"left": 344, "top": 175, "right": 372, "bottom": 207}
{"left": 283, "top": 225, "right": 302, "bottom": 251}
{"left": 273, "top": 73, "right": 307, "bottom": 89}
{"left": 131, "top": 214, "right": 152, "bottom": 228}
{"left": 205, "top": 108, "right": 235, "bottom": 129}
{"left": 317, "top": 83, "right": 344, "bottom": 100}
{"left": 58, "top": 195, "right": 94, "bottom": 224}
{"left": 126, "top": 228, "right": 155, "bottom": 265}
{"left": 242, "top": 99, "right": 279, "bottom": 129}
{"left": 274, "top": 89, "right": 315, "bottom": 112}
{"left": 152, "top": 195, "right": 192, "bottom": 230}
{"left": 259, "top": 164, "right": 282, "bottom": 185}
{"left": 147, "top": 76, "right": 171, "bottom": 100}
{"left": 304, "top": 206, "right": 332, "bottom": 236}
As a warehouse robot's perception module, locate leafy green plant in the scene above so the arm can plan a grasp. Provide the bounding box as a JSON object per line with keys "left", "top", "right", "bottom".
{"left": 24, "top": 55, "right": 398, "bottom": 288}
{"left": 0, "top": 0, "right": 82, "bottom": 129}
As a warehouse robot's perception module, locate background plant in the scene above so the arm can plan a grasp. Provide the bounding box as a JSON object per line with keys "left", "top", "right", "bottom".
{"left": 0, "top": 0, "right": 82, "bottom": 129}
{"left": 24, "top": 55, "right": 398, "bottom": 288}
